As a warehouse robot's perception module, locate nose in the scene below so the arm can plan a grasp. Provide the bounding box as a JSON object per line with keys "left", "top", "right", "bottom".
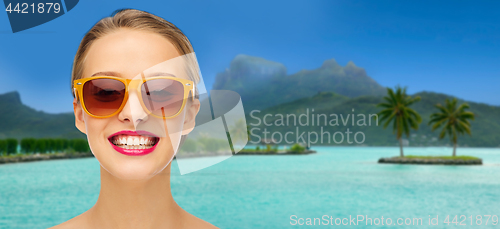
{"left": 118, "top": 92, "right": 149, "bottom": 128}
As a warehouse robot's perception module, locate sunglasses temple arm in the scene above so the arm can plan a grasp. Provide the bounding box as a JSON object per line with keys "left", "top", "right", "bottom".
{"left": 191, "top": 84, "right": 196, "bottom": 101}
{"left": 73, "top": 88, "right": 78, "bottom": 100}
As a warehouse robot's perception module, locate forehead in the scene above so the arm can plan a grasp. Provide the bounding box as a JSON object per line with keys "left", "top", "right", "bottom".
{"left": 83, "top": 28, "right": 182, "bottom": 79}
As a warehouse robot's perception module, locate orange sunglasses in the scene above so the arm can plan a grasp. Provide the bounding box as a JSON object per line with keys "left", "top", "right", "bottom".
{"left": 73, "top": 76, "right": 195, "bottom": 119}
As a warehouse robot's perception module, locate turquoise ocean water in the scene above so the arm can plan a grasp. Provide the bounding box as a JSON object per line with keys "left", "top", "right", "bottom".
{"left": 1, "top": 147, "right": 500, "bottom": 228}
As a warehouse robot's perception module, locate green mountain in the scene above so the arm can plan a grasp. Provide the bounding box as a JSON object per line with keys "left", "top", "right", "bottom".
{"left": 213, "top": 55, "right": 386, "bottom": 112}
{"left": 0, "top": 91, "right": 85, "bottom": 140}
{"left": 247, "top": 91, "right": 500, "bottom": 147}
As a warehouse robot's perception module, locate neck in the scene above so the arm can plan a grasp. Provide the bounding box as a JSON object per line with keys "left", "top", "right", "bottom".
{"left": 89, "top": 164, "right": 182, "bottom": 228}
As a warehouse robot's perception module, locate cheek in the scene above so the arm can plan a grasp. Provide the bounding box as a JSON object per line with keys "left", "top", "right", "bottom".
{"left": 150, "top": 117, "right": 184, "bottom": 156}
{"left": 165, "top": 112, "right": 186, "bottom": 152}
{"left": 82, "top": 115, "right": 111, "bottom": 155}
{"left": 136, "top": 111, "right": 186, "bottom": 150}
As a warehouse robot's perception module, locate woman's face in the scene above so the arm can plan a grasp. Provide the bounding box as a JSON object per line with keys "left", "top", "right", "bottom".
{"left": 73, "top": 29, "right": 199, "bottom": 180}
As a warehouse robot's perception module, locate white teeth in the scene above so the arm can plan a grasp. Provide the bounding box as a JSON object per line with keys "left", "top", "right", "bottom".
{"left": 111, "top": 135, "right": 157, "bottom": 149}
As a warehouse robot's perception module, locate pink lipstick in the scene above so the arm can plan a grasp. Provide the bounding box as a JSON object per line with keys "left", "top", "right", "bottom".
{"left": 108, "top": 130, "right": 160, "bottom": 156}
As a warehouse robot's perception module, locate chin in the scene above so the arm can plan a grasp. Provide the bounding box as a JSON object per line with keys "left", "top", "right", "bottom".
{"left": 93, "top": 140, "right": 176, "bottom": 181}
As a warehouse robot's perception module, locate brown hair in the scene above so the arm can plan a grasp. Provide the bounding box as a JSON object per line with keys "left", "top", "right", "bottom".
{"left": 71, "top": 9, "right": 198, "bottom": 97}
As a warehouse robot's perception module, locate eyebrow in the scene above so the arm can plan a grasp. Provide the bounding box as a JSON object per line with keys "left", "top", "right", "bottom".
{"left": 90, "top": 71, "right": 177, "bottom": 78}
{"left": 146, "top": 72, "right": 177, "bottom": 77}
{"left": 90, "top": 71, "right": 121, "bottom": 77}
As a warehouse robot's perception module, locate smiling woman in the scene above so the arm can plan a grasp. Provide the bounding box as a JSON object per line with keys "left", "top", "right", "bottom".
{"left": 50, "top": 9, "right": 217, "bottom": 229}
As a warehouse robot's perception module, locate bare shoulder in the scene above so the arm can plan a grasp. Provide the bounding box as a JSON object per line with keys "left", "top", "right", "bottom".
{"left": 49, "top": 207, "right": 217, "bottom": 229}
{"left": 48, "top": 212, "right": 91, "bottom": 229}
{"left": 189, "top": 218, "right": 219, "bottom": 229}
{"left": 181, "top": 210, "right": 219, "bottom": 229}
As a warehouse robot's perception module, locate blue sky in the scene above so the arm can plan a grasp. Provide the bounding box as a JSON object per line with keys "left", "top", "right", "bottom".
{"left": 0, "top": 0, "right": 499, "bottom": 113}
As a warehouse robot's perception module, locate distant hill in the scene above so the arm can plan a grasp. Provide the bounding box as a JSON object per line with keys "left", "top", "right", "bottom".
{"left": 213, "top": 55, "right": 386, "bottom": 112}
{"left": 247, "top": 91, "right": 500, "bottom": 147}
{"left": 0, "top": 91, "right": 85, "bottom": 140}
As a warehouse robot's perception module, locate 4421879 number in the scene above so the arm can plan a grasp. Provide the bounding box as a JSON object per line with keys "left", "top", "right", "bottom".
{"left": 444, "top": 215, "right": 498, "bottom": 226}
{"left": 5, "top": 3, "right": 61, "bottom": 14}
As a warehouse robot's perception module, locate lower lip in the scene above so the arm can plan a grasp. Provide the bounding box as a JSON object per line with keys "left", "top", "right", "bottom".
{"left": 109, "top": 140, "right": 158, "bottom": 156}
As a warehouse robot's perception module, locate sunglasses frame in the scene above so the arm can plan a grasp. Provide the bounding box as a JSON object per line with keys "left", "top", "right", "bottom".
{"left": 74, "top": 75, "right": 195, "bottom": 119}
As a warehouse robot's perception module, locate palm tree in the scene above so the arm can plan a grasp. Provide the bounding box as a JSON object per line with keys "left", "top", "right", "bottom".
{"left": 377, "top": 86, "right": 422, "bottom": 157}
{"left": 428, "top": 98, "right": 475, "bottom": 156}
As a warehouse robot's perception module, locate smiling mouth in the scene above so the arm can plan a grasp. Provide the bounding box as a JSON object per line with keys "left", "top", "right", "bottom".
{"left": 108, "top": 134, "right": 160, "bottom": 150}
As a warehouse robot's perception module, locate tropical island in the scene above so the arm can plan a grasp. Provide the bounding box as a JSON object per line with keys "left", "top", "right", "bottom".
{"left": 378, "top": 155, "right": 482, "bottom": 165}
{"left": 236, "top": 140, "right": 315, "bottom": 155}
{"left": 376, "top": 86, "right": 481, "bottom": 165}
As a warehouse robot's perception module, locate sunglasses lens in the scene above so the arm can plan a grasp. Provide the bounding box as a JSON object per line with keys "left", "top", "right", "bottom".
{"left": 141, "top": 79, "right": 185, "bottom": 118}
{"left": 82, "top": 79, "right": 126, "bottom": 117}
